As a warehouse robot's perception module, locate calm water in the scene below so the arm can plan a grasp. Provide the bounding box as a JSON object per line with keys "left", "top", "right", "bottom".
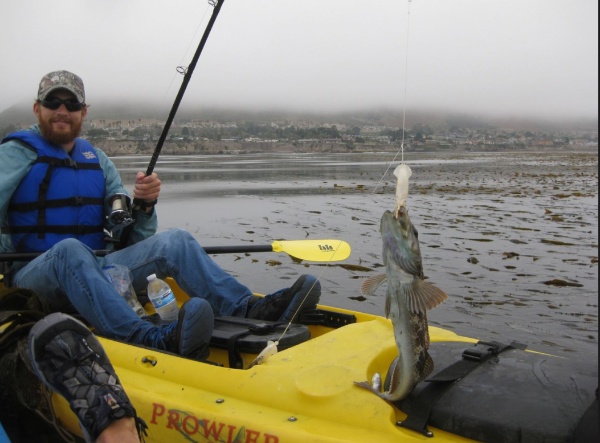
{"left": 114, "top": 150, "right": 598, "bottom": 360}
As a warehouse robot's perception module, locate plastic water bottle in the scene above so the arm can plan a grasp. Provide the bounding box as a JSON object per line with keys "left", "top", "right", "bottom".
{"left": 146, "top": 274, "right": 179, "bottom": 322}
{"left": 103, "top": 264, "right": 147, "bottom": 318}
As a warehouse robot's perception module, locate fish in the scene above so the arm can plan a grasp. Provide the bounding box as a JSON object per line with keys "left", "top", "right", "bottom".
{"left": 354, "top": 207, "right": 447, "bottom": 401}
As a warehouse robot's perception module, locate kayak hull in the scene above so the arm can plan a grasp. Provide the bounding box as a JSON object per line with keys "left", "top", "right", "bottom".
{"left": 53, "top": 317, "right": 479, "bottom": 442}
{"left": 40, "top": 281, "right": 600, "bottom": 442}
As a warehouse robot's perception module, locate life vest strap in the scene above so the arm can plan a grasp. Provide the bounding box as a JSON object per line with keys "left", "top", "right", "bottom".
{"left": 9, "top": 197, "right": 104, "bottom": 212}
{"left": 3, "top": 224, "right": 104, "bottom": 235}
{"left": 37, "top": 156, "right": 102, "bottom": 170}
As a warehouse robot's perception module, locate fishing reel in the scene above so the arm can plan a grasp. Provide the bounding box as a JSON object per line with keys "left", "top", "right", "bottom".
{"left": 106, "top": 193, "right": 133, "bottom": 234}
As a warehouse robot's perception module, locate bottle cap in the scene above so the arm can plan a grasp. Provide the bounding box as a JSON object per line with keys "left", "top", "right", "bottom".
{"left": 146, "top": 273, "right": 157, "bottom": 282}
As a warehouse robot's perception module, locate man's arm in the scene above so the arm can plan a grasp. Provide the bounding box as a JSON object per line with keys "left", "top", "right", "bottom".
{"left": 0, "top": 140, "right": 37, "bottom": 253}
{"left": 96, "top": 149, "right": 158, "bottom": 247}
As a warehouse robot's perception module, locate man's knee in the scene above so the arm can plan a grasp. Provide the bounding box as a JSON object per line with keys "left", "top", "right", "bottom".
{"left": 157, "top": 228, "right": 195, "bottom": 247}
{"left": 50, "top": 238, "right": 94, "bottom": 256}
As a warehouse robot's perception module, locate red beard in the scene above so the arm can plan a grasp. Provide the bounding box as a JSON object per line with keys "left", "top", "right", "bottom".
{"left": 39, "top": 117, "right": 83, "bottom": 146}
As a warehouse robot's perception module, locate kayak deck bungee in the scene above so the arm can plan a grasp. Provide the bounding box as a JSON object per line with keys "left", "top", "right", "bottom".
{"left": 39, "top": 279, "right": 600, "bottom": 442}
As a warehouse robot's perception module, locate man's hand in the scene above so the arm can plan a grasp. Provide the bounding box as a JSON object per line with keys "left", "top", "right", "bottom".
{"left": 133, "top": 172, "right": 161, "bottom": 212}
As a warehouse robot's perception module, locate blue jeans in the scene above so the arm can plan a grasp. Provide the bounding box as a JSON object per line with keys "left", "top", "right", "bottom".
{"left": 13, "top": 228, "right": 253, "bottom": 344}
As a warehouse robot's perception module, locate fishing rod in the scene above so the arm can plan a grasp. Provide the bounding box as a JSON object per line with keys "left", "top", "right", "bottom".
{"left": 133, "top": 0, "right": 226, "bottom": 210}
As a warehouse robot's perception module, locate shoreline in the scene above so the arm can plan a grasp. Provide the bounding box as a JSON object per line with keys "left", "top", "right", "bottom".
{"left": 96, "top": 138, "right": 598, "bottom": 156}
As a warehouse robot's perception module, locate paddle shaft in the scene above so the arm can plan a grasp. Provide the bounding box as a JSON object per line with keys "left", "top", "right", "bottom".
{"left": 0, "top": 244, "right": 276, "bottom": 262}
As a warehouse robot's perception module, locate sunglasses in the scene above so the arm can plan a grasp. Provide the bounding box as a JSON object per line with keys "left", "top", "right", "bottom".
{"left": 39, "top": 98, "right": 85, "bottom": 112}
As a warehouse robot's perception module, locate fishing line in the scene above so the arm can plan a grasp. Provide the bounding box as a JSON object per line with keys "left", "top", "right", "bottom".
{"left": 249, "top": 243, "right": 347, "bottom": 368}
{"left": 278, "top": 244, "right": 346, "bottom": 335}
{"left": 159, "top": 1, "right": 214, "bottom": 108}
{"left": 399, "top": 0, "right": 414, "bottom": 164}
{"left": 272, "top": 1, "right": 417, "bottom": 349}
{"left": 252, "top": 2, "right": 417, "bottom": 365}
{"left": 371, "top": 0, "right": 414, "bottom": 197}
{"left": 133, "top": 0, "right": 226, "bottom": 212}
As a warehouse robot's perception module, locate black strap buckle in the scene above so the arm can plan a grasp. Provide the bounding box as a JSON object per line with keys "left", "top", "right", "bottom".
{"left": 462, "top": 341, "right": 501, "bottom": 362}
{"left": 297, "top": 309, "right": 356, "bottom": 328}
{"left": 248, "top": 322, "right": 278, "bottom": 335}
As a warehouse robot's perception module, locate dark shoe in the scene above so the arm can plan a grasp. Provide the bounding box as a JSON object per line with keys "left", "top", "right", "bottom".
{"left": 247, "top": 275, "right": 321, "bottom": 322}
{"left": 159, "top": 298, "right": 214, "bottom": 361}
{"left": 28, "top": 312, "right": 147, "bottom": 442}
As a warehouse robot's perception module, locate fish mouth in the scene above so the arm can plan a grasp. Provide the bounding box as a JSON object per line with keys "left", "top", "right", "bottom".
{"left": 394, "top": 206, "right": 408, "bottom": 219}
{"left": 383, "top": 207, "right": 411, "bottom": 237}
{"left": 382, "top": 207, "right": 410, "bottom": 235}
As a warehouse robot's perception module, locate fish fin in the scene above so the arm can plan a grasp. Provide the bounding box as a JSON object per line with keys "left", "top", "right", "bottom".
{"left": 397, "top": 253, "right": 423, "bottom": 278}
{"left": 402, "top": 279, "right": 448, "bottom": 314}
{"left": 384, "top": 231, "right": 424, "bottom": 277}
{"left": 360, "top": 274, "right": 387, "bottom": 296}
{"left": 419, "top": 280, "right": 448, "bottom": 310}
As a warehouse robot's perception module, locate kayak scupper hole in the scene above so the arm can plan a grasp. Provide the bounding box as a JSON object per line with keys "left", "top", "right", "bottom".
{"left": 141, "top": 356, "right": 158, "bottom": 367}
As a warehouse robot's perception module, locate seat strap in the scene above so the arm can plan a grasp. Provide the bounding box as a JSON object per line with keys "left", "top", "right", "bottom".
{"left": 297, "top": 308, "right": 356, "bottom": 328}
{"left": 214, "top": 318, "right": 283, "bottom": 369}
{"left": 397, "top": 340, "right": 526, "bottom": 437}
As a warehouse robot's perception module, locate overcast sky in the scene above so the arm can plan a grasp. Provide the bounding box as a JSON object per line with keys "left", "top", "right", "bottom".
{"left": 1, "top": 0, "right": 597, "bottom": 120}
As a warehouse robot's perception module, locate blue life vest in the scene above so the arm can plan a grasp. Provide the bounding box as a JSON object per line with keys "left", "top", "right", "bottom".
{"left": 3, "top": 131, "right": 106, "bottom": 252}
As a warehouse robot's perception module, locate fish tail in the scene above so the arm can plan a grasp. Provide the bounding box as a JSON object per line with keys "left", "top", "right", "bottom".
{"left": 354, "top": 380, "right": 381, "bottom": 394}
{"left": 420, "top": 353, "right": 434, "bottom": 381}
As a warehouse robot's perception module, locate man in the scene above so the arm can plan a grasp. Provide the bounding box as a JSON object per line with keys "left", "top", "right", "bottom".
{"left": 0, "top": 70, "right": 321, "bottom": 361}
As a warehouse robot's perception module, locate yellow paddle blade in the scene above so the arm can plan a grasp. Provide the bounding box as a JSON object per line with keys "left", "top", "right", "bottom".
{"left": 272, "top": 240, "right": 351, "bottom": 262}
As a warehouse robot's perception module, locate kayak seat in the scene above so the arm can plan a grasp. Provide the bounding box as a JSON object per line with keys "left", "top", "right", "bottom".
{"left": 209, "top": 316, "right": 310, "bottom": 369}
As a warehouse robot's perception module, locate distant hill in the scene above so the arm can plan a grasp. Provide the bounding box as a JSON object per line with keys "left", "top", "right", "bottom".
{"left": 0, "top": 101, "right": 37, "bottom": 129}
{"left": 1, "top": 99, "right": 597, "bottom": 134}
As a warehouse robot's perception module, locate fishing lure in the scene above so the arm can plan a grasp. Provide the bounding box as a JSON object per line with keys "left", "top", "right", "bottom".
{"left": 393, "top": 163, "right": 412, "bottom": 213}
{"left": 248, "top": 340, "right": 279, "bottom": 368}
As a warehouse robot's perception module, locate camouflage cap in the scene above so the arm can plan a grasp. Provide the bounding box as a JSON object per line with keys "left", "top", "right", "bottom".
{"left": 37, "top": 70, "right": 85, "bottom": 103}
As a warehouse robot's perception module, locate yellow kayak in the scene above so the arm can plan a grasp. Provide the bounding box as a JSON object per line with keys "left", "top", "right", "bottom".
{"left": 42, "top": 279, "right": 598, "bottom": 442}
